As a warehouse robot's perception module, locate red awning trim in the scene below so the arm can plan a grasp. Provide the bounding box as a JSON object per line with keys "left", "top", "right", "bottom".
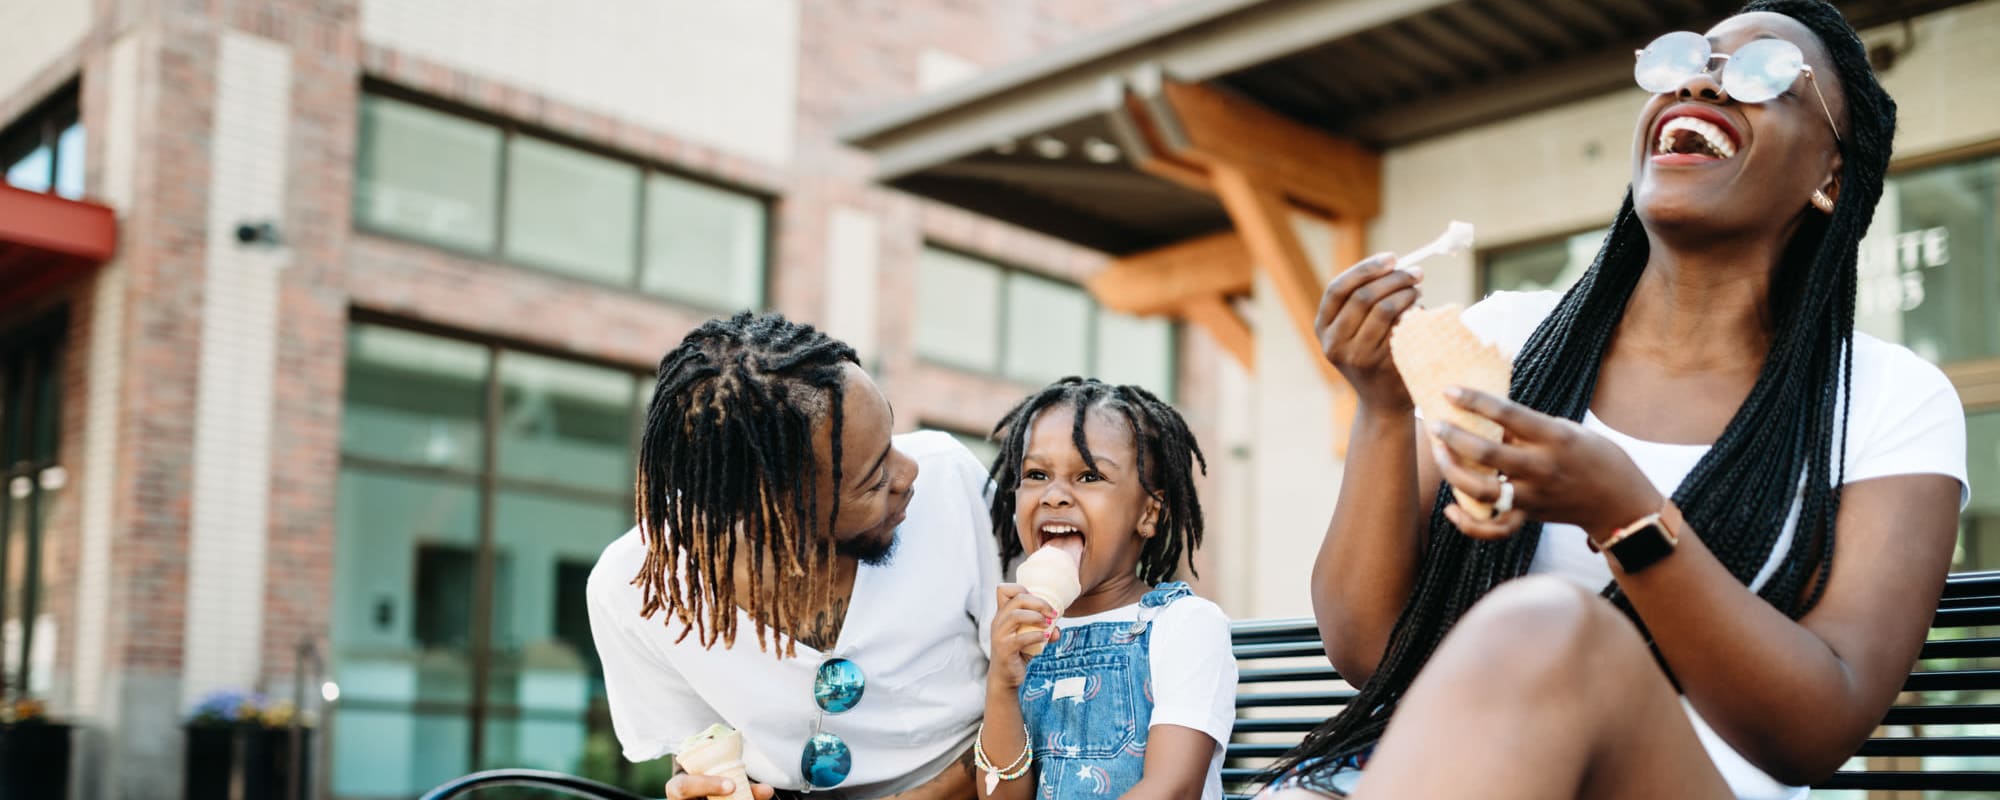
{"left": 0, "top": 184, "right": 117, "bottom": 311}
{"left": 0, "top": 183, "right": 116, "bottom": 261}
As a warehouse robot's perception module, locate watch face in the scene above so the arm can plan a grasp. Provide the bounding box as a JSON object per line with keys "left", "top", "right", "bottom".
{"left": 1609, "top": 521, "right": 1676, "bottom": 573}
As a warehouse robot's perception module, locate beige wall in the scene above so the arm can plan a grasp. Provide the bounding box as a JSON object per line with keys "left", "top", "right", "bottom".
{"left": 1877, "top": 1, "right": 2000, "bottom": 161}
{"left": 360, "top": 0, "right": 800, "bottom": 166}
{"left": 0, "top": 1, "right": 89, "bottom": 107}
{"left": 1236, "top": 0, "right": 2000, "bottom": 618}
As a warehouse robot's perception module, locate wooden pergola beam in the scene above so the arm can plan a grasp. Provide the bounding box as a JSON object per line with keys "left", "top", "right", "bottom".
{"left": 1089, "top": 231, "right": 1252, "bottom": 317}
{"left": 1098, "top": 77, "right": 1380, "bottom": 452}
{"left": 1156, "top": 80, "right": 1382, "bottom": 221}
{"left": 1210, "top": 166, "right": 1359, "bottom": 452}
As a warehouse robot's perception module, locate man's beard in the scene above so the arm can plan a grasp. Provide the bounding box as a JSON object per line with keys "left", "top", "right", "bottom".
{"left": 835, "top": 526, "right": 899, "bottom": 566}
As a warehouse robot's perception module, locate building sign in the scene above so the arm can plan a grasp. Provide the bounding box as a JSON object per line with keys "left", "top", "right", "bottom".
{"left": 1857, "top": 225, "right": 1949, "bottom": 316}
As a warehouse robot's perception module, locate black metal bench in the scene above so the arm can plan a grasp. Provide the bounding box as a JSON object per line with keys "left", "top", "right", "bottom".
{"left": 421, "top": 571, "right": 2000, "bottom": 799}
{"left": 1224, "top": 570, "right": 2000, "bottom": 797}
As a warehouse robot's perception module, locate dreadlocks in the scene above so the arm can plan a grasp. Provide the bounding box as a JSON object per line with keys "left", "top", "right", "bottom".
{"left": 986, "top": 377, "right": 1209, "bottom": 584}
{"left": 1271, "top": 0, "right": 1894, "bottom": 784}
{"left": 632, "top": 311, "right": 860, "bottom": 657}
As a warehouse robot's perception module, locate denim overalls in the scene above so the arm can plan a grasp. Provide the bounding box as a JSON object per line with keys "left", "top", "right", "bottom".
{"left": 1019, "top": 581, "right": 1192, "bottom": 799}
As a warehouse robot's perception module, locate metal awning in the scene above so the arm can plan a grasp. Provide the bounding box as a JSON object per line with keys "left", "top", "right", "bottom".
{"left": 842, "top": 0, "right": 1968, "bottom": 255}
{"left": 0, "top": 184, "right": 117, "bottom": 309}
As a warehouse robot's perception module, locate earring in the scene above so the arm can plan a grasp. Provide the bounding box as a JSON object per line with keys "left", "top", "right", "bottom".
{"left": 1811, "top": 189, "right": 1835, "bottom": 214}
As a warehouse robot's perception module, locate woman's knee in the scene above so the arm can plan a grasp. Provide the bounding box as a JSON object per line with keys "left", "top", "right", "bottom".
{"left": 1440, "top": 576, "right": 1649, "bottom": 689}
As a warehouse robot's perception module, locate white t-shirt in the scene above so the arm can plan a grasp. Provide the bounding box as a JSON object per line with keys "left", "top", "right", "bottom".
{"left": 1054, "top": 594, "right": 1238, "bottom": 800}
{"left": 1459, "top": 289, "right": 1970, "bottom": 800}
{"left": 586, "top": 431, "right": 1002, "bottom": 798}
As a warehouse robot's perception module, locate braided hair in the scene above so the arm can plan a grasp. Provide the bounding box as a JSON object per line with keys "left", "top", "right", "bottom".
{"left": 1270, "top": 0, "right": 1894, "bottom": 785}
{"left": 632, "top": 311, "right": 860, "bottom": 657}
{"left": 987, "top": 377, "right": 1209, "bottom": 584}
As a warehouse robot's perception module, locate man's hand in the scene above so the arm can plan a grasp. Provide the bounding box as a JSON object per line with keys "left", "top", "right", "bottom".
{"left": 664, "top": 773, "right": 776, "bottom": 800}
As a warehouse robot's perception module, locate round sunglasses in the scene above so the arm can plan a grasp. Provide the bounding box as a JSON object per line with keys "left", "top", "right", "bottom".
{"left": 1634, "top": 31, "right": 1841, "bottom": 146}
{"left": 801, "top": 657, "right": 865, "bottom": 790}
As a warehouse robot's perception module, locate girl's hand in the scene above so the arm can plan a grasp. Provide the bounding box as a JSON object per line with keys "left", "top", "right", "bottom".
{"left": 988, "top": 584, "right": 1059, "bottom": 692}
{"left": 1430, "top": 387, "right": 1665, "bottom": 542}
{"left": 1314, "top": 252, "right": 1424, "bottom": 412}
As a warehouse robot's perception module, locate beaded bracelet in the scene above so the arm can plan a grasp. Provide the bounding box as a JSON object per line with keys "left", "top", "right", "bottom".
{"left": 972, "top": 721, "right": 1033, "bottom": 796}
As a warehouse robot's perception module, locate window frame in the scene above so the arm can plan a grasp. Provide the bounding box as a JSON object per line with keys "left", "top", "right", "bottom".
{"left": 336, "top": 311, "right": 653, "bottom": 773}
{"left": 1474, "top": 224, "right": 1609, "bottom": 300}
{"left": 353, "top": 82, "right": 775, "bottom": 314}
{"left": 1, "top": 82, "right": 82, "bottom": 198}
{"left": 914, "top": 244, "right": 1180, "bottom": 398}
{"left": 0, "top": 308, "right": 66, "bottom": 704}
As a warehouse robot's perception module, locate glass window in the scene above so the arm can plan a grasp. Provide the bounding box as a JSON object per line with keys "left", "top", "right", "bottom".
{"left": 341, "top": 326, "right": 488, "bottom": 471}
{"left": 916, "top": 248, "right": 1004, "bottom": 372}
{"left": 1094, "top": 311, "right": 1176, "bottom": 398}
{"left": 916, "top": 247, "right": 1179, "bottom": 399}
{"left": 1, "top": 91, "right": 82, "bottom": 198}
{"left": 53, "top": 122, "right": 83, "bottom": 200}
{"left": 0, "top": 316, "right": 64, "bottom": 702}
{"left": 481, "top": 490, "right": 630, "bottom": 773}
{"left": 503, "top": 137, "right": 641, "bottom": 285}
{"left": 352, "top": 92, "right": 771, "bottom": 309}
{"left": 1856, "top": 158, "right": 2000, "bottom": 365}
{"left": 1003, "top": 273, "right": 1093, "bottom": 385}
{"left": 497, "top": 351, "right": 636, "bottom": 493}
{"left": 355, "top": 95, "right": 503, "bottom": 252}
{"left": 333, "top": 323, "right": 654, "bottom": 797}
{"left": 4, "top": 145, "right": 51, "bottom": 193}
{"left": 642, "top": 173, "right": 767, "bottom": 310}
{"left": 329, "top": 467, "right": 479, "bottom": 797}
{"left": 1482, "top": 228, "right": 1609, "bottom": 295}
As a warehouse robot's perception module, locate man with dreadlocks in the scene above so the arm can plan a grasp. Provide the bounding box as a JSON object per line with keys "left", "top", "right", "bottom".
{"left": 1269, "top": 2, "right": 1967, "bottom": 799}
{"left": 586, "top": 312, "right": 1001, "bottom": 800}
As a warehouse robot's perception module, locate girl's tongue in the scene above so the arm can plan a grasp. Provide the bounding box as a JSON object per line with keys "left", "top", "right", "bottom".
{"left": 1044, "top": 532, "right": 1086, "bottom": 563}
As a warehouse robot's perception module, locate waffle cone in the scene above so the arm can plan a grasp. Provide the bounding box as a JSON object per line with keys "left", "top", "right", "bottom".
{"left": 1390, "top": 304, "right": 1513, "bottom": 518}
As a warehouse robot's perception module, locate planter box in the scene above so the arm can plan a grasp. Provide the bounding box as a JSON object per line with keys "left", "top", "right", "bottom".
{"left": 184, "top": 725, "right": 312, "bottom": 800}
{"left": 0, "top": 722, "right": 73, "bottom": 800}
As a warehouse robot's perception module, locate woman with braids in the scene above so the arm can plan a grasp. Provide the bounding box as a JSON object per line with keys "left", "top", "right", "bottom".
{"left": 1268, "top": 2, "right": 1967, "bottom": 799}
{"left": 586, "top": 312, "right": 1002, "bottom": 800}
{"left": 976, "top": 378, "right": 1236, "bottom": 800}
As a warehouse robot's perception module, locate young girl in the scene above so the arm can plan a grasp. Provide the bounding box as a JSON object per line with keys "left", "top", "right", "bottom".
{"left": 976, "top": 378, "right": 1237, "bottom": 800}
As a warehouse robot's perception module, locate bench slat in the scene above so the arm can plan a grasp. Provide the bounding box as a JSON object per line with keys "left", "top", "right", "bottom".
{"left": 1233, "top": 641, "right": 1330, "bottom": 660}
{"left": 1240, "top": 666, "right": 1341, "bottom": 684}
{"left": 1918, "top": 637, "right": 2000, "bottom": 660}
{"left": 1232, "top": 717, "right": 1325, "bottom": 734}
{"left": 1233, "top": 690, "right": 1356, "bottom": 708}
{"left": 1904, "top": 669, "right": 2000, "bottom": 692}
{"left": 1818, "top": 771, "right": 2000, "bottom": 791}
{"left": 1933, "top": 606, "right": 2000, "bottom": 628}
{"left": 1881, "top": 703, "right": 2000, "bottom": 726}
{"left": 1857, "top": 737, "right": 2000, "bottom": 757}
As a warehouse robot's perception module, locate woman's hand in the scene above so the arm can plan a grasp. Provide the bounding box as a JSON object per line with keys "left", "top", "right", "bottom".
{"left": 1431, "top": 386, "right": 1664, "bottom": 541}
{"left": 988, "top": 584, "right": 1059, "bottom": 693}
{"left": 664, "top": 773, "right": 776, "bottom": 800}
{"left": 1314, "top": 253, "right": 1424, "bottom": 412}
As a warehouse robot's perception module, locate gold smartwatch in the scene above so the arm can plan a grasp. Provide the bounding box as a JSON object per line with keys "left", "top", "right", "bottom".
{"left": 1588, "top": 510, "right": 1679, "bottom": 574}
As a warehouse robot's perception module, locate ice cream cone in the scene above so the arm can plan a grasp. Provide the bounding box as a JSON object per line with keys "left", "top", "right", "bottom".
{"left": 1390, "top": 304, "right": 1513, "bottom": 518}
{"left": 678, "top": 724, "right": 754, "bottom": 800}
{"left": 1016, "top": 545, "right": 1083, "bottom": 656}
